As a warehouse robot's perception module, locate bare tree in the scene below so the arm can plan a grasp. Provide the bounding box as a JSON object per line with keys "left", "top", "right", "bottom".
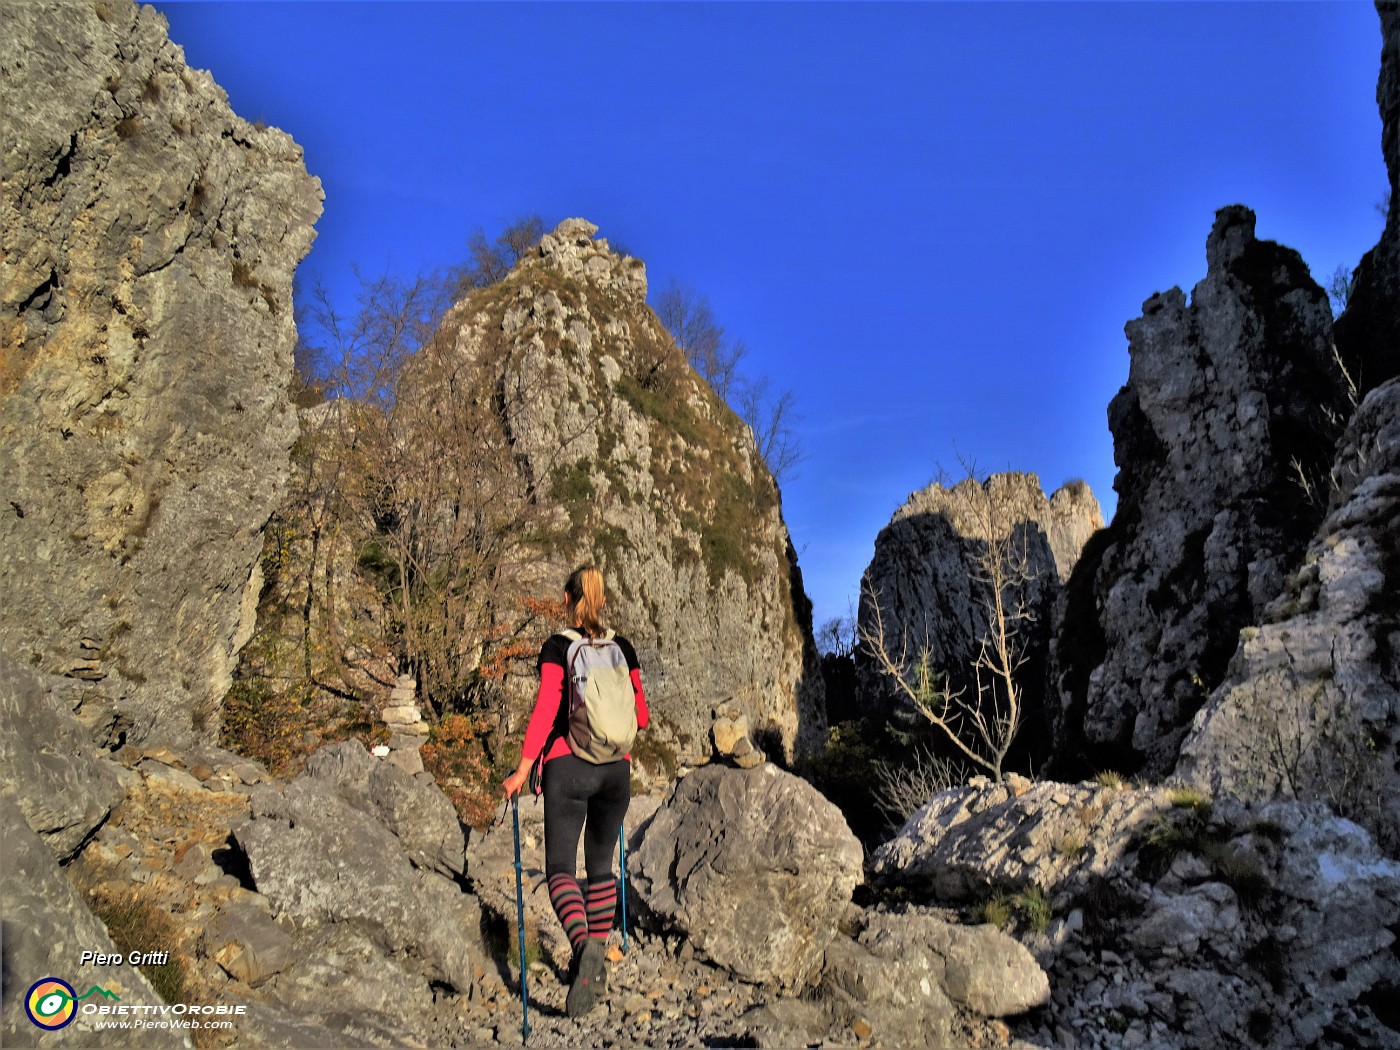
{"left": 654, "top": 280, "right": 803, "bottom": 483}
{"left": 654, "top": 279, "right": 741, "bottom": 399}
{"left": 1327, "top": 264, "right": 1354, "bottom": 316}
{"left": 735, "top": 372, "right": 802, "bottom": 484}
{"left": 284, "top": 264, "right": 573, "bottom": 719}
{"left": 452, "top": 214, "right": 547, "bottom": 294}
{"left": 265, "top": 270, "right": 457, "bottom": 695}
{"left": 859, "top": 464, "right": 1039, "bottom": 780}
{"left": 872, "top": 746, "right": 962, "bottom": 825}
{"left": 818, "top": 614, "right": 857, "bottom": 658}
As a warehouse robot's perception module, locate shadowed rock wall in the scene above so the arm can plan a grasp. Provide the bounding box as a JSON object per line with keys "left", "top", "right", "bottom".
{"left": 1050, "top": 207, "right": 1351, "bottom": 778}
{"left": 1177, "top": 4, "right": 1400, "bottom": 854}
{"left": 1335, "top": 0, "right": 1400, "bottom": 395}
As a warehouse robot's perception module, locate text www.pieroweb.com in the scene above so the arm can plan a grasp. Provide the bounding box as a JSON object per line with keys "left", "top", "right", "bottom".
{"left": 87, "top": 1003, "right": 241, "bottom": 1032}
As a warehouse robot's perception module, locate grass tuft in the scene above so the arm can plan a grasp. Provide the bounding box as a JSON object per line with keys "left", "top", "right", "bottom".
{"left": 88, "top": 885, "right": 189, "bottom": 1004}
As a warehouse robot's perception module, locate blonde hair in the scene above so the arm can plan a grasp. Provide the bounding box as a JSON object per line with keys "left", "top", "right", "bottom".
{"left": 564, "top": 565, "right": 606, "bottom": 636}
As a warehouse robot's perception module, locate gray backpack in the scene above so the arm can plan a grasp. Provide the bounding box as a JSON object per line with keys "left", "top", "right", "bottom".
{"left": 560, "top": 628, "right": 638, "bottom": 764}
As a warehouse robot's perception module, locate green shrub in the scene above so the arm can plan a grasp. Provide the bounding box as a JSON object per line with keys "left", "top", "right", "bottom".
{"left": 1102, "top": 1011, "right": 1130, "bottom": 1035}
{"left": 1077, "top": 875, "right": 1138, "bottom": 941}
{"left": 1200, "top": 841, "right": 1272, "bottom": 908}
{"left": 1094, "top": 770, "right": 1126, "bottom": 789}
{"left": 973, "top": 885, "right": 1052, "bottom": 932}
{"left": 1137, "top": 797, "right": 1274, "bottom": 905}
{"left": 1058, "top": 830, "right": 1087, "bottom": 859}
{"left": 1014, "top": 884, "right": 1053, "bottom": 933}
{"left": 797, "top": 722, "right": 888, "bottom": 847}
{"left": 1248, "top": 819, "right": 1288, "bottom": 843}
{"left": 1246, "top": 935, "right": 1288, "bottom": 992}
{"left": 1168, "top": 786, "right": 1212, "bottom": 813}
{"left": 631, "top": 731, "right": 679, "bottom": 782}
{"left": 551, "top": 461, "right": 595, "bottom": 507}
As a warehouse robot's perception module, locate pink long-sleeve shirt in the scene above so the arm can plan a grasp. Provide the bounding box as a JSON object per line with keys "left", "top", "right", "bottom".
{"left": 521, "top": 637, "right": 649, "bottom": 767}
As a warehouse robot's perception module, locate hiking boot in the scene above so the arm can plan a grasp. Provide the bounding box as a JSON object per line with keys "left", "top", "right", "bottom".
{"left": 565, "top": 939, "right": 606, "bottom": 1017}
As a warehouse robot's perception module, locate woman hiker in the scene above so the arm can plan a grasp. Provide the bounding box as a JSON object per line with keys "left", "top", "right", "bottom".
{"left": 502, "top": 564, "right": 649, "bottom": 1017}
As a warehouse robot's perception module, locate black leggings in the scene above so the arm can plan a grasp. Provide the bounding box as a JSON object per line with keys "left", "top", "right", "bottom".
{"left": 542, "top": 754, "right": 631, "bottom": 880}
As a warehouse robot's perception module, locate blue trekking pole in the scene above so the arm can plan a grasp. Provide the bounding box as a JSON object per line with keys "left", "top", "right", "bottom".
{"left": 618, "top": 822, "right": 629, "bottom": 954}
{"left": 511, "top": 796, "right": 531, "bottom": 1042}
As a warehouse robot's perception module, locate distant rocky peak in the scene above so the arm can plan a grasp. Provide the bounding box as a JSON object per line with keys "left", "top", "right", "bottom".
{"left": 886, "top": 472, "right": 1103, "bottom": 583}
{"left": 1204, "top": 202, "right": 1256, "bottom": 272}
{"left": 524, "top": 217, "right": 648, "bottom": 300}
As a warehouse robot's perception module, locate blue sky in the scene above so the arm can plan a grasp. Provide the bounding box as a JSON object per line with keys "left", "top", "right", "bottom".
{"left": 156, "top": 1, "right": 1386, "bottom": 632}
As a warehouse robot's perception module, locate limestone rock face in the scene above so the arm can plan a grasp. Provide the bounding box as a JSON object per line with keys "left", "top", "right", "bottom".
{"left": 432, "top": 218, "right": 825, "bottom": 762}
{"left": 1171, "top": 3, "right": 1400, "bottom": 857}
{"left": 630, "top": 763, "right": 863, "bottom": 991}
{"left": 0, "top": 0, "right": 322, "bottom": 747}
{"left": 1051, "top": 207, "right": 1351, "bottom": 778}
{"left": 857, "top": 473, "right": 1102, "bottom": 742}
{"left": 1177, "top": 376, "right": 1400, "bottom": 852}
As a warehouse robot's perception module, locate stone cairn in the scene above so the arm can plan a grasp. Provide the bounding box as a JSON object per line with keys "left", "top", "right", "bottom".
{"left": 710, "top": 705, "right": 765, "bottom": 769}
{"left": 376, "top": 675, "right": 429, "bottom": 774}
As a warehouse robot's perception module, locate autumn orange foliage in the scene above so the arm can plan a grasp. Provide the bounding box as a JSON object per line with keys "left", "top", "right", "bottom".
{"left": 421, "top": 713, "right": 497, "bottom": 830}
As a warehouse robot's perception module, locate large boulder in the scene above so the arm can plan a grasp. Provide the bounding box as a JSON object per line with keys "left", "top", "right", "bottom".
{"left": 823, "top": 910, "right": 1049, "bottom": 1047}
{"left": 233, "top": 748, "right": 482, "bottom": 994}
{"left": 872, "top": 775, "right": 1172, "bottom": 909}
{"left": 0, "top": 0, "right": 322, "bottom": 748}
{"left": 1050, "top": 206, "right": 1352, "bottom": 779}
{"left": 302, "top": 740, "right": 467, "bottom": 878}
{"left": 630, "top": 763, "right": 863, "bottom": 991}
{"left": 1177, "top": 375, "right": 1400, "bottom": 853}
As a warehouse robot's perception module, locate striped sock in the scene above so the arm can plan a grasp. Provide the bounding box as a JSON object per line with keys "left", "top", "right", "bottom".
{"left": 547, "top": 873, "right": 588, "bottom": 952}
{"left": 585, "top": 876, "right": 618, "bottom": 942}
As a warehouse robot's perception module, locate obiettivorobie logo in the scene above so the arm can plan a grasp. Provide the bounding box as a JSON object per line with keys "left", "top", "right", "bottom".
{"left": 25, "top": 978, "right": 120, "bottom": 1030}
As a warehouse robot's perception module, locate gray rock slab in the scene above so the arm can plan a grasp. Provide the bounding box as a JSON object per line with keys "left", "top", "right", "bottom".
{"left": 0, "top": 654, "right": 124, "bottom": 861}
